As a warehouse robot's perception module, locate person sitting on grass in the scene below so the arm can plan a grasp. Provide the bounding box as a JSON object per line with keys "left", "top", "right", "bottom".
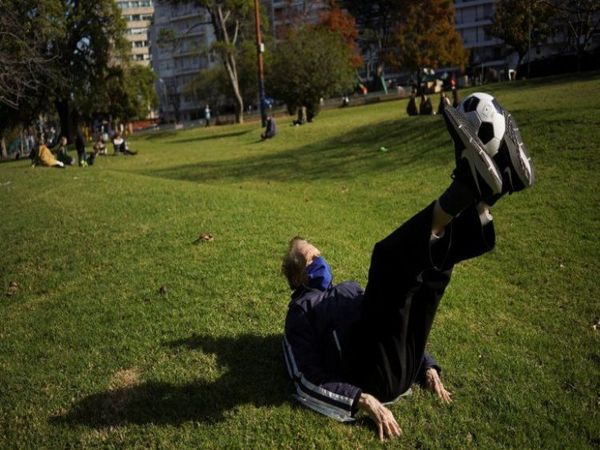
{"left": 438, "top": 92, "right": 451, "bottom": 115}
{"left": 406, "top": 94, "right": 418, "bottom": 116}
{"left": 112, "top": 132, "right": 137, "bottom": 155}
{"left": 33, "top": 137, "right": 65, "bottom": 168}
{"left": 281, "top": 103, "right": 535, "bottom": 441}
{"left": 419, "top": 93, "right": 433, "bottom": 115}
{"left": 93, "top": 134, "right": 108, "bottom": 156}
{"left": 261, "top": 115, "right": 277, "bottom": 140}
{"left": 452, "top": 88, "right": 461, "bottom": 108}
{"left": 55, "top": 136, "right": 73, "bottom": 166}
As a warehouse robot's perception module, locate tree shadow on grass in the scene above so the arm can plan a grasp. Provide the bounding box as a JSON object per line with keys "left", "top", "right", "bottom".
{"left": 139, "top": 130, "right": 178, "bottom": 141}
{"left": 167, "top": 129, "right": 253, "bottom": 145}
{"left": 52, "top": 333, "right": 290, "bottom": 427}
{"left": 140, "top": 116, "right": 450, "bottom": 184}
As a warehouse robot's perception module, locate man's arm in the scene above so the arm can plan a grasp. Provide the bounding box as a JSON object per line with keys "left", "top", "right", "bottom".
{"left": 424, "top": 367, "right": 452, "bottom": 403}
{"left": 418, "top": 352, "right": 452, "bottom": 404}
{"left": 357, "top": 393, "right": 402, "bottom": 441}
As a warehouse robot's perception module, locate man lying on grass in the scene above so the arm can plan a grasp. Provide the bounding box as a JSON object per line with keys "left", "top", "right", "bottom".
{"left": 282, "top": 104, "right": 535, "bottom": 441}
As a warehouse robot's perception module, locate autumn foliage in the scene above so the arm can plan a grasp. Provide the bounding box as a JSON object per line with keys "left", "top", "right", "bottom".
{"left": 318, "top": 2, "right": 363, "bottom": 68}
{"left": 386, "top": 0, "right": 468, "bottom": 72}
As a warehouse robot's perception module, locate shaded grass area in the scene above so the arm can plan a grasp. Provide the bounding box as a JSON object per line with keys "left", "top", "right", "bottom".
{"left": 0, "top": 73, "right": 599, "bottom": 448}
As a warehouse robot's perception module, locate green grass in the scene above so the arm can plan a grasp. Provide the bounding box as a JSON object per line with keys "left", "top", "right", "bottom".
{"left": 1, "top": 73, "right": 599, "bottom": 449}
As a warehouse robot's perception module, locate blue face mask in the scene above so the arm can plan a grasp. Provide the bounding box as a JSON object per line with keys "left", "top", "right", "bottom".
{"left": 306, "top": 256, "right": 333, "bottom": 291}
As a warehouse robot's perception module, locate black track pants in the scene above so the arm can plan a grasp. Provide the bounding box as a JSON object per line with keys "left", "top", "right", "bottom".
{"left": 353, "top": 201, "right": 496, "bottom": 401}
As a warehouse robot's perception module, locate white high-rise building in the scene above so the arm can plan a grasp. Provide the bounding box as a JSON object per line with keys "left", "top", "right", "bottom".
{"left": 149, "top": 2, "right": 217, "bottom": 122}
{"left": 454, "top": 0, "right": 505, "bottom": 70}
{"left": 266, "top": 0, "right": 329, "bottom": 39}
{"left": 116, "top": 0, "right": 155, "bottom": 66}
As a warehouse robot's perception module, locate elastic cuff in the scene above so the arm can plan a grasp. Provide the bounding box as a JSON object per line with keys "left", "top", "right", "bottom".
{"left": 351, "top": 389, "right": 363, "bottom": 416}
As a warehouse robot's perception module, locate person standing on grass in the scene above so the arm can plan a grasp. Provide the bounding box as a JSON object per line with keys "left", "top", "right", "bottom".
{"left": 281, "top": 104, "right": 535, "bottom": 441}
{"left": 75, "top": 128, "right": 88, "bottom": 167}
{"left": 204, "top": 104, "right": 211, "bottom": 127}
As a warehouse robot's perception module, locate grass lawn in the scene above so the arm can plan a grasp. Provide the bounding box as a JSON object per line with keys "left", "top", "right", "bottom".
{"left": 0, "top": 73, "right": 599, "bottom": 449}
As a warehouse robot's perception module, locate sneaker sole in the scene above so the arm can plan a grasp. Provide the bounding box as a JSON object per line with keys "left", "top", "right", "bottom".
{"left": 503, "top": 112, "right": 535, "bottom": 190}
{"left": 444, "top": 107, "right": 502, "bottom": 196}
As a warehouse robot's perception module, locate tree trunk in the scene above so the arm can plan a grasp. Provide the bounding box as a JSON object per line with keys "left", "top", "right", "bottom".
{"left": 212, "top": 6, "right": 244, "bottom": 124}
{"left": 56, "top": 99, "right": 74, "bottom": 142}
{"left": 1, "top": 134, "right": 7, "bottom": 160}
{"left": 223, "top": 56, "right": 244, "bottom": 124}
{"left": 19, "top": 129, "right": 25, "bottom": 156}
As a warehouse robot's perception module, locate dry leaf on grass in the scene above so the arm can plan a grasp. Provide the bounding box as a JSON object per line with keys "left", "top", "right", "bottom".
{"left": 193, "top": 233, "right": 214, "bottom": 244}
{"left": 6, "top": 281, "right": 19, "bottom": 296}
{"left": 109, "top": 368, "right": 139, "bottom": 390}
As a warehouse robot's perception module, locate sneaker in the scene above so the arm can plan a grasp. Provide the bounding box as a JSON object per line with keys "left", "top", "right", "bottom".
{"left": 493, "top": 111, "right": 535, "bottom": 194}
{"left": 443, "top": 107, "right": 503, "bottom": 199}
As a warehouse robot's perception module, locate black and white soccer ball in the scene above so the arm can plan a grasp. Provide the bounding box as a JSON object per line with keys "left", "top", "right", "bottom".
{"left": 458, "top": 92, "right": 506, "bottom": 155}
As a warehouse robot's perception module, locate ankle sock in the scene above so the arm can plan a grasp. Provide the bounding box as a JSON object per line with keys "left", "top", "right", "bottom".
{"left": 476, "top": 204, "right": 493, "bottom": 225}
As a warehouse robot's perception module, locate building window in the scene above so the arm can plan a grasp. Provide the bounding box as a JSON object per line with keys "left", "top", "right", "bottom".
{"left": 483, "top": 3, "right": 493, "bottom": 19}
{"left": 118, "top": 1, "right": 153, "bottom": 9}
{"left": 127, "top": 28, "right": 147, "bottom": 35}
{"left": 483, "top": 26, "right": 492, "bottom": 41}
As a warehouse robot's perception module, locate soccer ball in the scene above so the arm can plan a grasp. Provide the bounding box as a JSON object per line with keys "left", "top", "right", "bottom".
{"left": 458, "top": 92, "right": 506, "bottom": 156}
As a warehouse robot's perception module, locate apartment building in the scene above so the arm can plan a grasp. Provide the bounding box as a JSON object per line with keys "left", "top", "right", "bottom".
{"left": 266, "top": 0, "right": 329, "bottom": 38}
{"left": 454, "top": 0, "right": 505, "bottom": 70}
{"left": 116, "top": 0, "right": 155, "bottom": 66}
{"left": 149, "top": 2, "right": 216, "bottom": 122}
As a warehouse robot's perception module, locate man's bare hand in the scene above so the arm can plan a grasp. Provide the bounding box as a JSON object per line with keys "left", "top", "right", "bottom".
{"left": 424, "top": 368, "right": 452, "bottom": 404}
{"left": 358, "top": 393, "right": 402, "bottom": 441}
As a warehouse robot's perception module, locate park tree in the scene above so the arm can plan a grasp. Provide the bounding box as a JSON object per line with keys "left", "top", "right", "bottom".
{"left": 341, "top": 0, "right": 406, "bottom": 77}
{"left": 490, "top": 0, "right": 556, "bottom": 71}
{"left": 184, "top": 38, "right": 272, "bottom": 120}
{"left": 0, "top": 0, "right": 63, "bottom": 146}
{"left": 51, "top": 0, "right": 128, "bottom": 139}
{"left": 185, "top": 66, "right": 230, "bottom": 116}
{"left": 167, "top": 0, "right": 259, "bottom": 124}
{"left": 387, "top": 0, "right": 468, "bottom": 75}
{"left": 319, "top": 1, "right": 363, "bottom": 68}
{"left": 269, "top": 27, "right": 355, "bottom": 115}
{"left": 0, "top": 0, "right": 60, "bottom": 111}
{"left": 91, "top": 65, "right": 159, "bottom": 123}
{"left": 552, "top": 0, "right": 600, "bottom": 72}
